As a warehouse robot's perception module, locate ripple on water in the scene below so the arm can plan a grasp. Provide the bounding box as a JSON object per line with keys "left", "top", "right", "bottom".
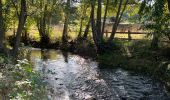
{"left": 25, "top": 48, "right": 170, "bottom": 100}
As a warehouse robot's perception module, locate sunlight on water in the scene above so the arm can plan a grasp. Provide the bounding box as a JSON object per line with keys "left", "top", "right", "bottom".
{"left": 23, "top": 48, "right": 170, "bottom": 100}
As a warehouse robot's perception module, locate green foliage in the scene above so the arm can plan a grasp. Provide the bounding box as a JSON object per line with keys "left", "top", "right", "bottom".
{"left": 97, "top": 40, "right": 170, "bottom": 76}
{"left": 123, "top": 4, "right": 140, "bottom": 23}
{"left": 139, "top": 0, "right": 170, "bottom": 39}
{"left": 0, "top": 58, "right": 47, "bottom": 99}
{"left": 98, "top": 51, "right": 127, "bottom": 68}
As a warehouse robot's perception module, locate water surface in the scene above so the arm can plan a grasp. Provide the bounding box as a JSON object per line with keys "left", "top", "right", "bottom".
{"left": 26, "top": 48, "right": 170, "bottom": 100}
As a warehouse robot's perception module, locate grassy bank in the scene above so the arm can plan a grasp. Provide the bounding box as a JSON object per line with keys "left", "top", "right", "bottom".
{"left": 96, "top": 40, "right": 170, "bottom": 90}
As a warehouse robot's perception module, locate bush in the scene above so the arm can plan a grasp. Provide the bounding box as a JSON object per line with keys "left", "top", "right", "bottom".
{"left": 0, "top": 58, "right": 47, "bottom": 100}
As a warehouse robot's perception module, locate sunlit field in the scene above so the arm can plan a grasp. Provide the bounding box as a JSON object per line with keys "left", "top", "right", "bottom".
{"left": 6, "top": 26, "right": 148, "bottom": 43}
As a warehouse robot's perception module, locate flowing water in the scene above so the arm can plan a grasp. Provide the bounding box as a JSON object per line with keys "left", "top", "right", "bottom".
{"left": 25, "top": 48, "right": 170, "bottom": 100}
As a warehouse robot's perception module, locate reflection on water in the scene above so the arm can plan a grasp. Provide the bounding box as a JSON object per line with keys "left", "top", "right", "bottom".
{"left": 29, "top": 48, "right": 59, "bottom": 61}
{"left": 62, "top": 51, "right": 68, "bottom": 63}
{"left": 24, "top": 48, "right": 170, "bottom": 100}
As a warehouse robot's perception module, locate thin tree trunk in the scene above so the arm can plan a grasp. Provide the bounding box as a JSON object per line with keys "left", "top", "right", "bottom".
{"left": 102, "top": 0, "right": 109, "bottom": 37}
{"left": 41, "top": 4, "right": 49, "bottom": 46}
{"left": 96, "top": 0, "right": 102, "bottom": 41}
{"left": 62, "top": 0, "right": 70, "bottom": 43}
{"left": 167, "top": 0, "right": 170, "bottom": 12}
{"left": 13, "top": 0, "right": 27, "bottom": 56}
{"left": 91, "top": 0, "right": 104, "bottom": 53}
{"left": 91, "top": 0, "right": 98, "bottom": 45}
{"left": 37, "top": 3, "right": 49, "bottom": 47}
{"left": 0, "top": 0, "right": 5, "bottom": 50}
{"left": 23, "top": 26, "right": 29, "bottom": 45}
{"left": 78, "top": 4, "right": 87, "bottom": 38}
{"left": 167, "top": 34, "right": 170, "bottom": 40}
{"left": 108, "top": 0, "right": 123, "bottom": 42}
{"left": 83, "top": 15, "right": 91, "bottom": 39}
{"left": 108, "top": 0, "right": 128, "bottom": 42}
{"left": 78, "top": 17, "right": 83, "bottom": 38}
{"left": 89, "top": 0, "right": 107, "bottom": 53}
{"left": 62, "top": 15, "right": 69, "bottom": 42}
{"left": 151, "top": 33, "right": 159, "bottom": 49}
{"left": 117, "top": 0, "right": 129, "bottom": 25}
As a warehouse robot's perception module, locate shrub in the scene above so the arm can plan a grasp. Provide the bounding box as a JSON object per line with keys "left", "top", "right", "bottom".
{"left": 0, "top": 59, "right": 47, "bottom": 100}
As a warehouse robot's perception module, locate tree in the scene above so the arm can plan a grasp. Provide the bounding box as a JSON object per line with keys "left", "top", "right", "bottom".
{"left": 167, "top": 0, "right": 170, "bottom": 12}
{"left": 62, "top": 0, "right": 71, "bottom": 43}
{"left": 13, "top": 0, "right": 27, "bottom": 56}
{"left": 108, "top": 0, "right": 129, "bottom": 42}
{"left": 77, "top": 1, "right": 88, "bottom": 38}
{"left": 83, "top": 12, "right": 92, "bottom": 39}
{"left": 36, "top": 1, "right": 49, "bottom": 47}
{"left": 75, "top": 0, "right": 91, "bottom": 40}
{"left": 1, "top": 0, "right": 12, "bottom": 44}
{"left": 90, "top": 0, "right": 129, "bottom": 53}
{"left": 30, "top": 0, "right": 62, "bottom": 47}
{"left": 102, "top": 0, "right": 109, "bottom": 36}
{"left": 139, "top": 0, "right": 167, "bottom": 49}
{"left": 90, "top": 0, "right": 105, "bottom": 53}
{"left": 0, "top": 0, "right": 5, "bottom": 51}
{"left": 96, "top": 0, "right": 102, "bottom": 41}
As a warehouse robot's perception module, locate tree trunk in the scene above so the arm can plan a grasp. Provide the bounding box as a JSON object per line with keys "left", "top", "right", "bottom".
{"left": 62, "top": 0, "right": 70, "bottom": 43}
{"left": 167, "top": 0, "right": 170, "bottom": 12}
{"left": 91, "top": 0, "right": 104, "bottom": 53}
{"left": 108, "top": 0, "right": 123, "bottom": 42}
{"left": 62, "top": 15, "right": 69, "bottom": 43}
{"left": 91, "top": 0, "right": 98, "bottom": 45}
{"left": 102, "top": 0, "right": 109, "bottom": 37}
{"left": 37, "top": 3, "right": 49, "bottom": 48}
{"left": 78, "top": 4, "right": 87, "bottom": 38}
{"left": 13, "top": 0, "right": 27, "bottom": 56}
{"left": 78, "top": 17, "right": 83, "bottom": 38}
{"left": 23, "top": 26, "right": 29, "bottom": 45}
{"left": 167, "top": 34, "right": 170, "bottom": 40}
{"left": 151, "top": 33, "right": 159, "bottom": 50}
{"left": 41, "top": 4, "right": 49, "bottom": 47}
{"left": 0, "top": 0, "right": 5, "bottom": 51}
{"left": 96, "top": 0, "right": 102, "bottom": 41}
{"left": 108, "top": 0, "right": 129, "bottom": 42}
{"left": 83, "top": 15, "right": 91, "bottom": 39}
{"left": 117, "top": 0, "right": 129, "bottom": 25}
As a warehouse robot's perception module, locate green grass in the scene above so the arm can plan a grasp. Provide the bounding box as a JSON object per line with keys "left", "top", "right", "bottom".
{"left": 6, "top": 26, "right": 149, "bottom": 43}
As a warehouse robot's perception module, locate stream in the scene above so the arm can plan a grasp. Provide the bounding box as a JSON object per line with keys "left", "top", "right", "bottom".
{"left": 25, "top": 48, "right": 170, "bottom": 100}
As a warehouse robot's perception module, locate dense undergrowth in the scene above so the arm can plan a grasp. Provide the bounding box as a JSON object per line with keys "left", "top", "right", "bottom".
{"left": 0, "top": 55, "right": 47, "bottom": 100}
